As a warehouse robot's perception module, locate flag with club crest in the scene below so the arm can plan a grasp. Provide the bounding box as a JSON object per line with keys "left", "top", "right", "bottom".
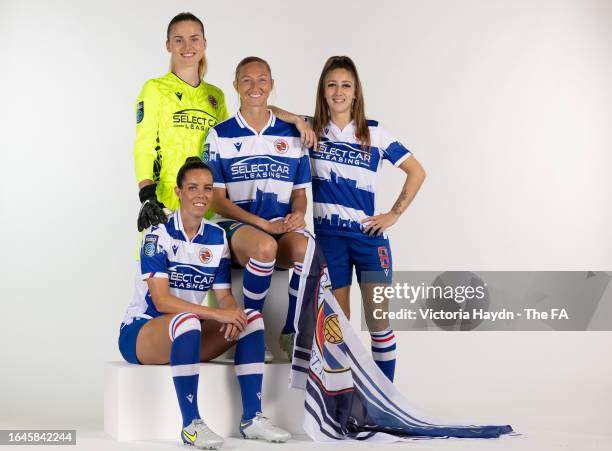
{"left": 290, "top": 236, "right": 514, "bottom": 442}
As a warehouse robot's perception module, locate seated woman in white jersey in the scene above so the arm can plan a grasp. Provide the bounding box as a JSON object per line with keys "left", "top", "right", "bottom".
{"left": 309, "top": 56, "right": 426, "bottom": 383}
{"left": 118, "top": 158, "right": 290, "bottom": 449}
{"left": 205, "top": 57, "right": 310, "bottom": 361}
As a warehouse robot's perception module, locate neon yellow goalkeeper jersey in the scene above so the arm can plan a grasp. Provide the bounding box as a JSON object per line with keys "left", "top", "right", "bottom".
{"left": 133, "top": 72, "right": 228, "bottom": 210}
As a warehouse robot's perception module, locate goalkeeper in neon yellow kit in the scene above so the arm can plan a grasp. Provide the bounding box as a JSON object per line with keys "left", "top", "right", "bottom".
{"left": 134, "top": 12, "right": 228, "bottom": 231}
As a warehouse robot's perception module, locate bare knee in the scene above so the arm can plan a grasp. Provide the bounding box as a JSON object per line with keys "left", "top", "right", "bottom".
{"left": 277, "top": 233, "right": 308, "bottom": 267}
{"left": 333, "top": 287, "right": 351, "bottom": 319}
{"left": 291, "top": 235, "right": 308, "bottom": 262}
{"left": 253, "top": 235, "right": 277, "bottom": 261}
{"left": 360, "top": 284, "right": 390, "bottom": 331}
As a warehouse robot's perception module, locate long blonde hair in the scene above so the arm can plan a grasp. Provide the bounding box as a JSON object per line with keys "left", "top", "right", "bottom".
{"left": 166, "top": 12, "right": 208, "bottom": 80}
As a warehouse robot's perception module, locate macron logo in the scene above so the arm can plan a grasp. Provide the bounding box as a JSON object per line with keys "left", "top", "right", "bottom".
{"left": 234, "top": 142, "right": 243, "bottom": 152}
{"left": 186, "top": 394, "right": 193, "bottom": 403}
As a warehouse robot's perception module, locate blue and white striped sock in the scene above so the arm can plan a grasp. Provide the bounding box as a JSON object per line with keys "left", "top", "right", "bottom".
{"left": 243, "top": 258, "right": 275, "bottom": 311}
{"left": 282, "top": 262, "right": 302, "bottom": 334}
{"left": 169, "top": 312, "right": 202, "bottom": 427}
{"left": 235, "top": 309, "right": 265, "bottom": 421}
{"left": 370, "top": 328, "right": 397, "bottom": 382}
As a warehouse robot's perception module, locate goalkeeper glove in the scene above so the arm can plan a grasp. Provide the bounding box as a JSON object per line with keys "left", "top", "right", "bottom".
{"left": 137, "top": 184, "right": 168, "bottom": 232}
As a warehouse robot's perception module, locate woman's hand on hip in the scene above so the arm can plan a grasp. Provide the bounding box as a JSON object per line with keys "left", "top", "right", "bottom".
{"left": 361, "top": 211, "right": 400, "bottom": 236}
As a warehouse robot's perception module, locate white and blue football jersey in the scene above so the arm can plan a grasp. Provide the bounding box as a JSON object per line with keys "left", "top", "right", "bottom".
{"left": 205, "top": 111, "right": 311, "bottom": 221}
{"left": 122, "top": 210, "right": 231, "bottom": 324}
{"left": 310, "top": 120, "right": 412, "bottom": 238}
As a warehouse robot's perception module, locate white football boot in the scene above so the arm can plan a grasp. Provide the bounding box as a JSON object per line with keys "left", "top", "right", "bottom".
{"left": 264, "top": 345, "right": 274, "bottom": 363}
{"left": 240, "top": 412, "right": 291, "bottom": 443}
{"left": 182, "top": 419, "right": 224, "bottom": 449}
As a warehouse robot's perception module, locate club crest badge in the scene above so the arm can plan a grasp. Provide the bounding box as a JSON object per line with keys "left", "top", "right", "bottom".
{"left": 273, "top": 138, "right": 289, "bottom": 154}
{"left": 199, "top": 248, "right": 213, "bottom": 264}
{"left": 208, "top": 94, "right": 218, "bottom": 109}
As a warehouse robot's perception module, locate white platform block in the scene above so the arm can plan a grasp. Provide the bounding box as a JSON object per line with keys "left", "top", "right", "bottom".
{"left": 104, "top": 360, "right": 305, "bottom": 441}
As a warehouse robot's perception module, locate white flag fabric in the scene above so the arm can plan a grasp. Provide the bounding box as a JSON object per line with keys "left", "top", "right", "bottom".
{"left": 290, "top": 236, "right": 514, "bottom": 442}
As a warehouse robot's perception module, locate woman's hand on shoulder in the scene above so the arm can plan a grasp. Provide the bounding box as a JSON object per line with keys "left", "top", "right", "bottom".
{"left": 295, "top": 119, "right": 317, "bottom": 149}
{"left": 361, "top": 211, "right": 400, "bottom": 236}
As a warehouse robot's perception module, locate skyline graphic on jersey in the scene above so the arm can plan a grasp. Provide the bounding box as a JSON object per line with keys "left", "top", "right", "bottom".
{"left": 234, "top": 187, "right": 290, "bottom": 219}
{"left": 314, "top": 213, "right": 364, "bottom": 235}
{"left": 312, "top": 170, "right": 375, "bottom": 213}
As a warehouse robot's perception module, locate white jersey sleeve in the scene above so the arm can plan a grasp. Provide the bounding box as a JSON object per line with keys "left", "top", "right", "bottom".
{"left": 140, "top": 226, "right": 171, "bottom": 280}
{"left": 212, "top": 231, "right": 231, "bottom": 290}
{"left": 205, "top": 128, "right": 226, "bottom": 189}
{"left": 376, "top": 124, "right": 412, "bottom": 167}
{"left": 293, "top": 145, "right": 312, "bottom": 190}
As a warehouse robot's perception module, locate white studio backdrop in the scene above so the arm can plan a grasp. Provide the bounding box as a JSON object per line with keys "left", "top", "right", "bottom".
{"left": 0, "top": 0, "right": 611, "bottom": 434}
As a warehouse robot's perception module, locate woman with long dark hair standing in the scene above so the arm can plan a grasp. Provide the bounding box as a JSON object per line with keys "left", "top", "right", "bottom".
{"left": 310, "top": 56, "right": 426, "bottom": 382}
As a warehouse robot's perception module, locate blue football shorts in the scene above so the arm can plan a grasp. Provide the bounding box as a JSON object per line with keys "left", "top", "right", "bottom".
{"left": 118, "top": 318, "right": 149, "bottom": 364}
{"left": 317, "top": 234, "right": 393, "bottom": 289}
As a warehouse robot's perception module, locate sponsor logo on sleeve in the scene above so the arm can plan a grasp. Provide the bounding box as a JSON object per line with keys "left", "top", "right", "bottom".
{"left": 143, "top": 234, "right": 158, "bottom": 257}
{"left": 202, "top": 143, "right": 210, "bottom": 162}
